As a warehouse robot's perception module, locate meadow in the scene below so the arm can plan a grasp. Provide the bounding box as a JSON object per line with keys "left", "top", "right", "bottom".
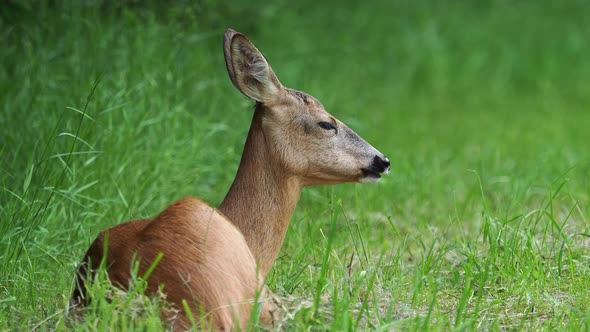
{"left": 1, "top": 1, "right": 589, "bottom": 330}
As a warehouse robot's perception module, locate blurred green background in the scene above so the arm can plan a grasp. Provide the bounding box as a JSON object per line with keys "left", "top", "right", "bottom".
{"left": 1, "top": 0, "right": 589, "bottom": 330}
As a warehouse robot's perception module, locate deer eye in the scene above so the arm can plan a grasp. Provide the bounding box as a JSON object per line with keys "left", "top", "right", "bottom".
{"left": 318, "top": 121, "right": 336, "bottom": 131}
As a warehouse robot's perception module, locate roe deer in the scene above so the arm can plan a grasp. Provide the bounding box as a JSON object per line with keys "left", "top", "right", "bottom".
{"left": 72, "top": 29, "right": 390, "bottom": 330}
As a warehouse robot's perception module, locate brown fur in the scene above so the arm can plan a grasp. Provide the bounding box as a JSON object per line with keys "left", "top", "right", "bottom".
{"left": 73, "top": 198, "right": 272, "bottom": 330}
{"left": 72, "top": 29, "right": 389, "bottom": 331}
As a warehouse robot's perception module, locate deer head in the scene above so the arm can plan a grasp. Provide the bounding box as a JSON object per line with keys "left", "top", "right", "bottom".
{"left": 223, "top": 29, "right": 390, "bottom": 186}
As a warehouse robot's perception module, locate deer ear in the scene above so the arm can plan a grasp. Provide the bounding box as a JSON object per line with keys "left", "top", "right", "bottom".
{"left": 224, "top": 29, "right": 284, "bottom": 103}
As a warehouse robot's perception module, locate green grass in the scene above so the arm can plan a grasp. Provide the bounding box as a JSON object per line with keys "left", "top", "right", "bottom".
{"left": 1, "top": 0, "right": 589, "bottom": 330}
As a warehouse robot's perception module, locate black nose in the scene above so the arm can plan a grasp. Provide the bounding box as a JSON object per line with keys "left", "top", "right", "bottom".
{"left": 372, "top": 155, "right": 390, "bottom": 173}
{"left": 382, "top": 157, "right": 390, "bottom": 170}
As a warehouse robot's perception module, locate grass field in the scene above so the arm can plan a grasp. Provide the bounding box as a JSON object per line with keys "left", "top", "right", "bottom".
{"left": 1, "top": 1, "right": 589, "bottom": 330}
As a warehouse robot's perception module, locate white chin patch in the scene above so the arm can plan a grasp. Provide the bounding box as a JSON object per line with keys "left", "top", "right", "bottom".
{"left": 360, "top": 175, "right": 382, "bottom": 183}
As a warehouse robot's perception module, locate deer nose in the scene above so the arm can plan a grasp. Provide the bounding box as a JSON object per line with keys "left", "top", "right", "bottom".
{"left": 382, "top": 157, "right": 390, "bottom": 173}
{"left": 372, "top": 155, "right": 390, "bottom": 174}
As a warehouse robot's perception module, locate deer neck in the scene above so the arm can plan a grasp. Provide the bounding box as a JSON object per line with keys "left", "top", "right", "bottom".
{"left": 218, "top": 107, "right": 302, "bottom": 278}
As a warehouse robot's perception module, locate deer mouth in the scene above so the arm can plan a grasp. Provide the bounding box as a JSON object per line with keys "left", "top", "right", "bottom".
{"left": 361, "top": 168, "right": 384, "bottom": 180}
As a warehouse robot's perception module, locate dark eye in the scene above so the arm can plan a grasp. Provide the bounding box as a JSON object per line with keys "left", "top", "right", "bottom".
{"left": 318, "top": 121, "right": 336, "bottom": 131}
